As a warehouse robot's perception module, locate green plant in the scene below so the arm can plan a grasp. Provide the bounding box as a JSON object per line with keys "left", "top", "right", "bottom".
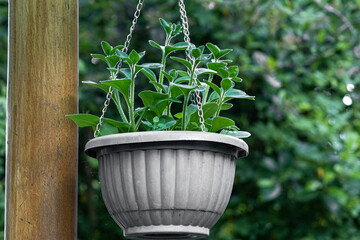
{"left": 67, "top": 18, "right": 254, "bottom": 138}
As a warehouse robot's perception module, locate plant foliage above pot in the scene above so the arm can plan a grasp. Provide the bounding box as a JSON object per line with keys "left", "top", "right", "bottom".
{"left": 66, "top": 18, "right": 255, "bottom": 137}
{"left": 67, "top": 18, "right": 255, "bottom": 240}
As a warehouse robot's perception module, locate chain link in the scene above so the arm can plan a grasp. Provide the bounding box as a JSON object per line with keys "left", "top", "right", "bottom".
{"left": 179, "top": 0, "right": 206, "bottom": 132}
{"left": 94, "top": 0, "right": 144, "bottom": 137}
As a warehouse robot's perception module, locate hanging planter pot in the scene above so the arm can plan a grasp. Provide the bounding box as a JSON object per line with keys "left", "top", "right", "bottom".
{"left": 67, "top": 0, "right": 255, "bottom": 238}
{"left": 85, "top": 131, "right": 248, "bottom": 239}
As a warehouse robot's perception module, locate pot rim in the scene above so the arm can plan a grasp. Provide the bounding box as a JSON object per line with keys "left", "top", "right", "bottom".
{"left": 85, "top": 131, "right": 248, "bottom": 158}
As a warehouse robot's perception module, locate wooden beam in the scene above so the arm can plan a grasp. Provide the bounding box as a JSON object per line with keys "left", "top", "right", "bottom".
{"left": 5, "top": 0, "right": 78, "bottom": 239}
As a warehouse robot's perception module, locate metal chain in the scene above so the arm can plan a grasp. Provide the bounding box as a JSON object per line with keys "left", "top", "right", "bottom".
{"left": 179, "top": 0, "right": 206, "bottom": 132}
{"left": 94, "top": 0, "right": 144, "bottom": 137}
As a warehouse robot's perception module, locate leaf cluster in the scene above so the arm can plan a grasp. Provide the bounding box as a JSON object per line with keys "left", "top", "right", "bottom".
{"left": 67, "top": 18, "right": 254, "bottom": 138}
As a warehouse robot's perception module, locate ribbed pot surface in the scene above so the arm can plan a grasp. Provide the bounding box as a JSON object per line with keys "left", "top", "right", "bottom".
{"left": 85, "top": 132, "right": 248, "bottom": 239}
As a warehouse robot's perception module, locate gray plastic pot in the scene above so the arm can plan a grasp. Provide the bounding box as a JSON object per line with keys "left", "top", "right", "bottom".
{"left": 85, "top": 131, "right": 248, "bottom": 239}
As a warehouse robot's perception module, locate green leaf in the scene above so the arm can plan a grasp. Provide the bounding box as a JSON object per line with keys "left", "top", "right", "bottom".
{"left": 82, "top": 81, "right": 110, "bottom": 92}
{"left": 191, "top": 48, "right": 202, "bottom": 59}
{"left": 157, "top": 120, "right": 177, "bottom": 131}
{"left": 90, "top": 54, "right": 106, "bottom": 62}
{"left": 107, "top": 67, "right": 119, "bottom": 73}
{"left": 177, "top": 70, "right": 188, "bottom": 77}
{"left": 220, "top": 130, "right": 251, "bottom": 138}
{"left": 153, "top": 116, "right": 160, "bottom": 123}
{"left": 186, "top": 104, "right": 198, "bottom": 129}
{"left": 154, "top": 116, "right": 177, "bottom": 131}
{"left": 228, "top": 66, "right": 239, "bottom": 78}
{"left": 163, "top": 71, "right": 175, "bottom": 82}
{"left": 174, "top": 112, "right": 183, "bottom": 119}
{"left": 173, "top": 42, "right": 189, "bottom": 49}
{"left": 217, "top": 68, "right": 229, "bottom": 79}
{"left": 141, "top": 68, "right": 157, "bottom": 82}
{"left": 221, "top": 79, "right": 233, "bottom": 91}
{"left": 138, "top": 51, "right": 145, "bottom": 59}
{"left": 218, "top": 49, "right": 232, "bottom": 59}
{"left": 219, "top": 59, "right": 233, "bottom": 64}
{"left": 224, "top": 88, "right": 255, "bottom": 101}
{"left": 103, "top": 119, "right": 131, "bottom": 133}
{"left": 139, "top": 90, "right": 168, "bottom": 107}
{"left": 170, "top": 57, "right": 192, "bottom": 70}
{"left": 206, "top": 43, "right": 220, "bottom": 58}
{"left": 195, "top": 68, "right": 217, "bottom": 76}
{"left": 140, "top": 63, "right": 163, "bottom": 69}
{"left": 134, "top": 65, "right": 144, "bottom": 75}
{"left": 171, "top": 83, "right": 198, "bottom": 97}
{"left": 155, "top": 97, "right": 182, "bottom": 105}
{"left": 221, "top": 103, "right": 233, "bottom": 110}
{"left": 105, "top": 55, "right": 120, "bottom": 68}
{"left": 189, "top": 102, "right": 218, "bottom": 127}
{"left": 115, "top": 49, "right": 129, "bottom": 59}
{"left": 204, "top": 81, "right": 222, "bottom": 97}
{"left": 119, "top": 68, "right": 132, "bottom": 79}
{"left": 202, "top": 102, "right": 219, "bottom": 119}
{"left": 174, "top": 76, "right": 190, "bottom": 84}
{"left": 66, "top": 114, "right": 99, "bottom": 127}
{"left": 101, "top": 79, "right": 132, "bottom": 99}
{"left": 169, "top": 69, "right": 178, "bottom": 78}
{"left": 164, "top": 42, "right": 189, "bottom": 56}
{"left": 139, "top": 91, "right": 180, "bottom": 116}
{"left": 101, "top": 41, "right": 112, "bottom": 56}
{"left": 233, "top": 77, "right": 243, "bottom": 83}
{"left": 211, "top": 116, "right": 235, "bottom": 132}
{"left": 208, "top": 91, "right": 220, "bottom": 102}
{"left": 170, "top": 84, "right": 184, "bottom": 98}
{"left": 159, "top": 18, "right": 171, "bottom": 35}
{"left": 199, "top": 54, "right": 212, "bottom": 61}
{"left": 207, "top": 62, "right": 227, "bottom": 71}
{"left": 129, "top": 50, "right": 140, "bottom": 64}
{"left": 99, "top": 122, "right": 119, "bottom": 136}
{"left": 149, "top": 40, "right": 163, "bottom": 50}
{"left": 150, "top": 81, "right": 167, "bottom": 92}
{"left": 110, "top": 45, "right": 124, "bottom": 55}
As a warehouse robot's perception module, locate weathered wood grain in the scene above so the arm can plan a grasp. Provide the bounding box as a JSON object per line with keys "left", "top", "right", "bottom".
{"left": 6, "top": 0, "right": 78, "bottom": 239}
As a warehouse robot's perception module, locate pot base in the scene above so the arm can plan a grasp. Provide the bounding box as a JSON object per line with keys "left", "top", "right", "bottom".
{"left": 124, "top": 225, "right": 209, "bottom": 239}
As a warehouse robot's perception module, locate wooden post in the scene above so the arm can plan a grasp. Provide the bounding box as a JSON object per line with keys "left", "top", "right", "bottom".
{"left": 5, "top": 0, "right": 78, "bottom": 239}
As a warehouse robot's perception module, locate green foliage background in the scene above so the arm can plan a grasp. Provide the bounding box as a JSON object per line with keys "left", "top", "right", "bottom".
{"left": 1, "top": 0, "right": 360, "bottom": 239}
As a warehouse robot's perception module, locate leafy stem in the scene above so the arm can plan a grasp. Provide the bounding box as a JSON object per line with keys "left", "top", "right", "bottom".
{"left": 158, "top": 52, "right": 167, "bottom": 92}
{"left": 129, "top": 66, "right": 136, "bottom": 130}
{"left": 182, "top": 94, "right": 190, "bottom": 130}
{"left": 135, "top": 108, "right": 147, "bottom": 130}
{"left": 113, "top": 90, "right": 128, "bottom": 123}
{"left": 203, "top": 73, "right": 214, "bottom": 104}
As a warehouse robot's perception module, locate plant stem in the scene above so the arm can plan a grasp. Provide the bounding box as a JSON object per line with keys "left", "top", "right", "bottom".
{"left": 158, "top": 52, "right": 167, "bottom": 93}
{"left": 113, "top": 90, "right": 128, "bottom": 122}
{"left": 189, "top": 62, "right": 196, "bottom": 86}
{"left": 110, "top": 71, "right": 129, "bottom": 122}
{"left": 167, "top": 104, "right": 171, "bottom": 117}
{"left": 215, "top": 101, "right": 222, "bottom": 117}
{"left": 182, "top": 94, "right": 190, "bottom": 130}
{"left": 129, "top": 66, "right": 136, "bottom": 130}
{"left": 203, "top": 74, "right": 214, "bottom": 105}
{"left": 181, "top": 60, "right": 198, "bottom": 129}
{"left": 215, "top": 94, "right": 224, "bottom": 117}
{"left": 135, "top": 108, "right": 147, "bottom": 130}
